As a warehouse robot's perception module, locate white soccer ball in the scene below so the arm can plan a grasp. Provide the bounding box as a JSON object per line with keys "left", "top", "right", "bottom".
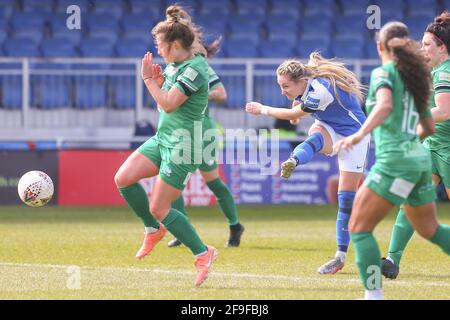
{"left": 17, "top": 171, "right": 54, "bottom": 207}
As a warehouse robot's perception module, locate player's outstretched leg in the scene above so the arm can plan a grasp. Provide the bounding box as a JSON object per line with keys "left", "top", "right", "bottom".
{"left": 281, "top": 132, "right": 324, "bottom": 179}
{"left": 318, "top": 191, "right": 355, "bottom": 274}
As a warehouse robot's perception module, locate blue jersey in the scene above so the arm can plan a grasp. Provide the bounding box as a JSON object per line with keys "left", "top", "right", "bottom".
{"left": 296, "top": 78, "right": 366, "bottom": 136}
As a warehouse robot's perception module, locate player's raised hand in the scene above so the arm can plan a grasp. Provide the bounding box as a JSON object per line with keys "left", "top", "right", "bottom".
{"left": 141, "top": 52, "right": 153, "bottom": 80}
{"left": 245, "top": 102, "right": 263, "bottom": 115}
{"left": 152, "top": 63, "right": 164, "bottom": 87}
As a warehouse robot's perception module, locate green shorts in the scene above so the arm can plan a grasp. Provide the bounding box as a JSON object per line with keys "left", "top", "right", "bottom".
{"left": 364, "top": 164, "right": 436, "bottom": 207}
{"left": 137, "top": 136, "right": 198, "bottom": 190}
{"left": 430, "top": 148, "right": 450, "bottom": 188}
{"left": 198, "top": 117, "right": 219, "bottom": 172}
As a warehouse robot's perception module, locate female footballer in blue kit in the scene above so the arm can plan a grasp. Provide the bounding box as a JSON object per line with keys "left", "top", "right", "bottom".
{"left": 246, "top": 53, "right": 369, "bottom": 275}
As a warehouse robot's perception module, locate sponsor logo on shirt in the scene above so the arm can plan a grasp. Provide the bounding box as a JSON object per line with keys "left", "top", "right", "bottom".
{"left": 184, "top": 67, "right": 199, "bottom": 81}
{"left": 439, "top": 72, "right": 450, "bottom": 82}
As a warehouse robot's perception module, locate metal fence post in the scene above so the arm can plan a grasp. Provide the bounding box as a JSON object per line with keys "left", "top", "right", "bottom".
{"left": 245, "top": 60, "right": 254, "bottom": 129}
{"left": 22, "top": 58, "right": 30, "bottom": 128}
{"left": 135, "top": 59, "right": 143, "bottom": 122}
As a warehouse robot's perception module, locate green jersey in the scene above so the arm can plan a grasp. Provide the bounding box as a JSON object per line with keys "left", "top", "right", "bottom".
{"left": 366, "top": 62, "right": 431, "bottom": 171}
{"left": 423, "top": 59, "right": 450, "bottom": 151}
{"left": 156, "top": 54, "right": 209, "bottom": 153}
{"left": 204, "top": 66, "right": 223, "bottom": 118}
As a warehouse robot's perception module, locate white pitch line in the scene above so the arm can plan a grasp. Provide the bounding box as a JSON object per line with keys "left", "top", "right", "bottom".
{"left": 0, "top": 262, "right": 449, "bottom": 288}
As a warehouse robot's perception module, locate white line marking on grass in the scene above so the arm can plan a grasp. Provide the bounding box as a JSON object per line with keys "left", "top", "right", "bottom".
{"left": 0, "top": 262, "right": 449, "bottom": 288}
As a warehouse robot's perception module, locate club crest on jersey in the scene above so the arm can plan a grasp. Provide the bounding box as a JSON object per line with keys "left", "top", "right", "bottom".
{"left": 184, "top": 67, "right": 198, "bottom": 81}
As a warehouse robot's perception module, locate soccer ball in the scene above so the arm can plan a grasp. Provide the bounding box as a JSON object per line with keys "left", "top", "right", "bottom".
{"left": 17, "top": 171, "right": 54, "bottom": 207}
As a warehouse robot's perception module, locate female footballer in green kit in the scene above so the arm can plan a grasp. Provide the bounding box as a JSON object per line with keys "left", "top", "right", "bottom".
{"left": 114, "top": 5, "right": 217, "bottom": 287}
{"left": 335, "top": 21, "right": 450, "bottom": 300}
{"left": 168, "top": 30, "right": 244, "bottom": 249}
{"left": 382, "top": 11, "right": 450, "bottom": 279}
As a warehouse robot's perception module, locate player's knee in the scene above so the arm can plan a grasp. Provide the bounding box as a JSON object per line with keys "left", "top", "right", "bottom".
{"left": 149, "top": 201, "right": 169, "bottom": 220}
{"left": 114, "top": 170, "right": 131, "bottom": 189}
{"left": 348, "top": 216, "right": 364, "bottom": 233}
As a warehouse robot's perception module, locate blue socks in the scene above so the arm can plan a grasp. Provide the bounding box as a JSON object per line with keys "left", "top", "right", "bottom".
{"left": 291, "top": 132, "right": 324, "bottom": 165}
{"left": 336, "top": 191, "right": 356, "bottom": 253}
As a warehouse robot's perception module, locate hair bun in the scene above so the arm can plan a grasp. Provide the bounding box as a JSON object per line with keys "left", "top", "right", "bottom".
{"left": 388, "top": 37, "right": 409, "bottom": 48}
{"left": 435, "top": 11, "right": 450, "bottom": 25}
{"left": 166, "top": 5, "right": 181, "bottom": 23}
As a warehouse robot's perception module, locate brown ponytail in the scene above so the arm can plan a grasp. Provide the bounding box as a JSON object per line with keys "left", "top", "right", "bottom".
{"left": 379, "top": 22, "right": 431, "bottom": 114}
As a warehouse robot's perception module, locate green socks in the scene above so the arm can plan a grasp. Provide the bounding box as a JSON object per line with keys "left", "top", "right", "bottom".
{"left": 207, "top": 178, "right": 239, "bottom": 226}
{"left": 387, "top": 208, "right": 414, "bottom": 266}
{"left": 351, "top": 232, "right": 382, "bottom": 291}
{"left": 172, "top": 195, "right": 187, "bottom": 216}
{"left": 430, "top": 224, "right": 450, "bottom": 255}
{"left": 118, "top": 184, "right": 160, "bottom": 228}
{"left": 162, "top": 208, "right": 207, "bottom": 255}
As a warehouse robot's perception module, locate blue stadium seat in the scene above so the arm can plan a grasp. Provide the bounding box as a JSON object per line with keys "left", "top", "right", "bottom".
{"left": 259, "top": 40, "right": 295, "bottom": 58}
{"left": 406, "top": 0, "right": 438, "bottom": 17}
{"left": 92, "top": 0, "right": 125, "bottom": 18}
{"left": 3, "top": 39, "right": 41, "bottom": 57}
{"left": 380, "top": 11, "right": 405, "bottom": 24}
{"left": 74, "top": 77, "right": 107, "bottom": 109}
{"left": 10, "top": 12, "right": 47, "bottom": 40}
{"left": 228, "top": 16, "right": 263, "bottom": 44}
{"left": 334, "top": 15, "right": 368, "bottom": 34}
{"left": 442, "top": 0, "right": 450, "bottom": 11}
{"left": 1, "top": 76, "right": 23, "bottom": 109}
{"left": 333, "top": 33, "right": 366, "bottom": 44}
{"left": 110, "top": 76, "right": 136, "bottom": 109}
{"left": 32, "top": 76, "right": 71, "bottom": 109}
{"left": 365, "top": 40, "right": 379, "bottom": 59}
{"left": 198, "top": 0, "right": 231, "bottom": 15}
{"left": 297, "top": 36, "right": 332, "bottom": 58}
{"left": 255, "top": 77, "right": 289, "bottom": 107}
{"left": 56, "top": 0, "right": 93, "bottom": 13}
{"left": 79, "top": 39, "right": 115, "bottom": 57}
{"left": 340, "top": 0, "right": 371, "bottom": 16}
{"left": 220, "top": 76, "right": 246, "bottom": 108}
{"left": 0, "top": 29, "right": 7, "bottom": 45}
{"left": 266, "top": 31, "right": 298, "bottom": 43}
{"left": 121, "top": 13, "right": 155, "bottom": 34}
{"left": 303, "top": 0, "right": 336, "bottom": 16}
{"left": 301, "top": 16, "right": 333, "bottom": 34}
{"left": 22, "top": 0, "right": 54, "bottom": 13}
{"left": 165, "top": 0, "right": 198, "bottom": 12}
{"left": 120, "top": 31, "right": 156, "bottom": 54}
{"left": 128, "top": 0, "right": 166, "bottom": 20}
{"left": 85, "top": 14, "right": 120, "bottom": 42}
{"left": 225, "top": 39, "right": 260, "bottom": 57}
{"left": 41, "top": 39, "right": 77, "bottom": 57}
{"left": 0, "top": 6, "right": 13, "bottom": 19}
{"left": 265, "top": 15, "right": 299, "bottom": 35}
{"left": 404, "top": 17, "right": 431, "bottom": 40}
{"left": 235, "top": 0, "right": 267, "bottom": 16}
{"left": 268, "top": 0, "right": 302, "bottom": 19}
{"left": 0, "top": 0, "right": 19, "bottom": 11}
{"left": 196, "top": 14, "right": 228, "bottom": 32}
{"left": 115, "top": 39, "right": 149, "bottom": 57}
{"left": 49, "top": 13, "right": 84, "bottom": 45}
{"left": 374, "top": 0, "right": 404, "bottom": 12}
{"left": 332, "top": 39, "right": 366, "bottom": 59}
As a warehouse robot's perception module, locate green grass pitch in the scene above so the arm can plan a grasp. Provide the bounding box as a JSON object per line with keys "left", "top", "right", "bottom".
{"left": 0, "top": 204, "right": 449, "bottom": 300}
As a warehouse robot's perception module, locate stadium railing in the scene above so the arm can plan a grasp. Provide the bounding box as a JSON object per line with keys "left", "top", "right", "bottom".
{"left": 0, "top": 57, "right": 379, "bottom": 147}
